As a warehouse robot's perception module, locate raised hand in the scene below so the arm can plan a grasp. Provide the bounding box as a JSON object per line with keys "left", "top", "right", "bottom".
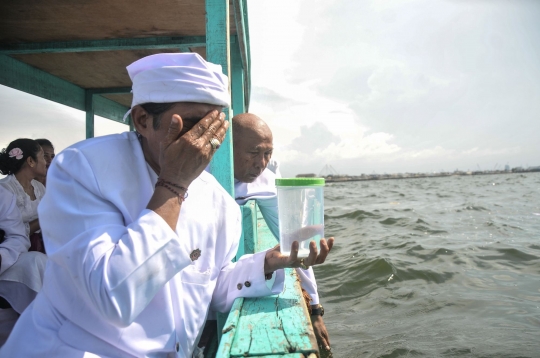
{"left": 159, "top": 110, "right": 229, "bottom": 188}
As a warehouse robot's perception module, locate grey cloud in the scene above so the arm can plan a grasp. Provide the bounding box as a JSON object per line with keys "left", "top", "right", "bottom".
{"left": 288, "top": 122, "right": 341, "bottom": 154}
{"left": 289, "top": 0, "right": 540, "bottom": 153}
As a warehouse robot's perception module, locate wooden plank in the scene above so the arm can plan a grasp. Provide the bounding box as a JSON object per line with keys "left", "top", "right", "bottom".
{"left": 206, "top": 0, "right": 235, "bottom": 196}
{"left": 216, "top": 297, "right": 244, "bottom": 357}
{"left": 0, "top": 37, "right": 207, "bottom": 55}
{"left": 232, "top": 0, "right": 251, "bottom": 110}
{"left": 85, "top": 91, "right": 94, "bottom": 139}
{"left": 0, "top": 0, "right": 237, "bottom": 44}
{"left": 0, "top": 54, "right": 85, "bottom": 111}
{"left": 0, "top": 55, "right": 130, "bottom": 133}
{"left": 229, "top": 269, "right": 318, "bottom": 357}
{"left": 230, "top": 37, "right": 245, "bottom": 115}
{"left": 238, "top": 202, "right": 257, "bottom": 259}
{"left": 93, "top": 95, "right": 130, "bottom": 124}
{"left": 217, "top": 205, "right": 319, "bottom": 357}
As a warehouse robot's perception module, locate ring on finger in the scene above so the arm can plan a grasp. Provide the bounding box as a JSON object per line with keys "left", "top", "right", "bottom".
{"left": 209, "top": 137, "right": 221, "bottom": 150}
{"left": 299, "top": 258, "right": 308, "bottom": 270}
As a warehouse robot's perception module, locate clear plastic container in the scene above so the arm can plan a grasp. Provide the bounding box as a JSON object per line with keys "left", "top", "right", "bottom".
{"left": 276, "top": 178, "right": 325, "bottom": 257}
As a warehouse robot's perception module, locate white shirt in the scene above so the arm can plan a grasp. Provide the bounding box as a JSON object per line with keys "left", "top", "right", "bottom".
{"left": 0, "top": 175, "right": 45, "bottom": 237}
{"left": 0, "top": 132, "right": 284, "bottom": 358}
{"left": 0, "top": 186, "right": 30, "bottom": 275}
{"left": 234, "top": 168, "right": 320, "bottom": 304}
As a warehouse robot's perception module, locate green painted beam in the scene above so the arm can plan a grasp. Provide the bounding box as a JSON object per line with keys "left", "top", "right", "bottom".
{"left": 87, "top": 87, "right": 132, "bottom": 95}
{"left": 0, "top": 55, "right": 129, "bottom": 137}
{"left": 93, "top": 95, "right": 130, "bottom": 124}
{"left": 230, "top": 38, "right": 245, "bottom": 116}
{"left": 232, "top": 0, "right": 251, "bottom": 111}
{"left": 236, "top": 202, "right": 257, "bottom": 261}
{"left": 85, "top": 91, "right": 94, "bottom": 139}
{"left": 206, "top": 0, "right": 235, "bottom": 196}
{"left": 0, "top": 36, "right": 207, "bottom": 55}
{"left": 0, "top": 54, "right": 84, "bottom": 110}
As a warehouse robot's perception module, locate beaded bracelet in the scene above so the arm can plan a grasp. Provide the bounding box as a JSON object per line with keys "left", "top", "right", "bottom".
{"left": 155, "top": 179, "right": 189, "bottom": 202}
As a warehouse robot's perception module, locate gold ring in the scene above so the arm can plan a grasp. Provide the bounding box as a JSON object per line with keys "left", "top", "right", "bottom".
{"left": 209, "top": 137, "right": 221, "bottom": 150}
{"left": 299, "top": 258, "right": 308, "bottom": 270}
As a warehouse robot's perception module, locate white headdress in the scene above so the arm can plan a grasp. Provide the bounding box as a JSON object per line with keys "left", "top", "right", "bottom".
{"left": 123, "top": 53, "right": 230, "bottom": 121}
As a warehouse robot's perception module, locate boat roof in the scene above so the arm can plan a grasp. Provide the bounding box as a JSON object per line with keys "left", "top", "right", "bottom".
{"left": 0, "top": 0, "right": 250, "bottom": 115}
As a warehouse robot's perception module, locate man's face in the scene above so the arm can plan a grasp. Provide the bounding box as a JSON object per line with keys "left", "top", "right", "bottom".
{"left": 234, "top": 129, "right": 273, "bottom": 183}
{"left": 138, "top": 102, "right": 223, "bottom": 173}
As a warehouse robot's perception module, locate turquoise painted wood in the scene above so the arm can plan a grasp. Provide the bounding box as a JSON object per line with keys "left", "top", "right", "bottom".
{"left": 0, "top": 36, "right": 206, "bottom": 55}
{"left": 206, "top": 0, "right": 235, "bottom": 196}
{"left": 231, "top": 39, "right": 245, "bottom": 115}
{"left": 0, "top": 55, "right": 129, "bottom": 129}
{"left": 85, "top": 91, "right": 94, "bottom": 139}
{"left": 236, "top": 202, "right": 257, "bottom": 261}
{"left": 231, "top": 0, "right": 251, "bottom": 109}
{"left": 87, "top": 87, "right": 132, "bottom": 95}
{"left": 217, "top": 203, "right": 319, "bottom": 357}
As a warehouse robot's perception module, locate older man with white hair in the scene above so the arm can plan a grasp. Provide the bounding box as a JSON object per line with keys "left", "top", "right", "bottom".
{"left": 232, "top": 113, "right": 332, "bottom": 352}
{"left": 0, "top": 53, "right": 334, "bottom": 357}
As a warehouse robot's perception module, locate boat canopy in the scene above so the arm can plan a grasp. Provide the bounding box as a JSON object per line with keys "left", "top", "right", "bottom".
{"left": 0, "top": 0, "right": 251, "bottom": 194}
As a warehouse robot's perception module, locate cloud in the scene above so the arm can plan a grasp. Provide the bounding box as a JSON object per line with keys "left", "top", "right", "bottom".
{"left": 250, "top": 86, "right": 307, "bottom": 112}
{"left": 246, "top": 0, "right": 540, "bottom": 176}
{"left": 288, "top": 122, "right": 341, "bottom": 153}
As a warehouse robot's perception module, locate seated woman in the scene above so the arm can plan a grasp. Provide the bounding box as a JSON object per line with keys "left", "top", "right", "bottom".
{"left": 0, "top": 139, "right": 47, "bottom": 253}
{"left": 0, "top": 187, "right": 47, "bottom": 345}
{"left": 35, "top": 139, "right": 55, "bottom": 187}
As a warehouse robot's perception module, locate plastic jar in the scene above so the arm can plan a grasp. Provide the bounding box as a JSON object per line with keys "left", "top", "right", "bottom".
{"left": 275, "top": 178, "right": 325, "bottom": 256}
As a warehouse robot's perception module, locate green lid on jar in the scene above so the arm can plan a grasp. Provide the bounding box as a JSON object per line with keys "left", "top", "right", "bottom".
{"left": 275, "top": 178, "right": 325, "bottom": 186}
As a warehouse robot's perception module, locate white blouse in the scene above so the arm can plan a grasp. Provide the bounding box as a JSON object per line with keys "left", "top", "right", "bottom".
{"left": 0, "top": 175, "right": 45, "bottom": 237}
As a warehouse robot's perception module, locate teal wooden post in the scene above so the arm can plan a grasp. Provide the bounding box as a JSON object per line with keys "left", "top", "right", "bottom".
{"left": 206, "top": 0, "right": 234, "bottom": 344}
{"left": 231, "top": 38, "right": 245, "bottom": 115}
{"left": 206, "top": 0, "right": 234, "bottom": 196}
{"left": 129, "top": 115, "right": 135, "bottom": 132}
{"left": 85, "top": 91, "right": 94, "bottom": 139}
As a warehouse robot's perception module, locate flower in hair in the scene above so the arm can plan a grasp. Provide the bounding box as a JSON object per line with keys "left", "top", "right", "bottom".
{"left": 8, "top": 148, "right": 23, "bottom": 160}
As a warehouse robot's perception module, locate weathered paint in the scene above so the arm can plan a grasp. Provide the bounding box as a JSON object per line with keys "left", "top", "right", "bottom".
{"left": 232, "top": 0, "right": 251, "bottom": 110}
{"left": 206, "top": 0, "right": 234, "bottom": 196}
{"left": 231, "top": 38, "right": 245, "bottom": 115}
{"left": 0, "top": 55, "right": 129, "bottom": 133}
{"left": 85, "top": 91, "right": 94, "bottom": 139}
{"left": 0, "top": 36, "right": 206, "bottom": 55}
{"left": 216, "top": 203, "right": 319, "bottom": 357}
{"left": 0, "top": 54, "right": 84, "bottom": 110}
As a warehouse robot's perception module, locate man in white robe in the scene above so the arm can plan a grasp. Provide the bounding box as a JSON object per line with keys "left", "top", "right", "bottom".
{"left": 0, "top": 53, "right": 333, "bottom": 357}
{"left": 232, "top": 113, "right": 331, "bottom": 351}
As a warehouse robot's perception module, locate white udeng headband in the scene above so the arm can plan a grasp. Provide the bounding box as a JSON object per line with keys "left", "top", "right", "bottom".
{"left": 122, "top": 53, "right": 230, "bottom": 123}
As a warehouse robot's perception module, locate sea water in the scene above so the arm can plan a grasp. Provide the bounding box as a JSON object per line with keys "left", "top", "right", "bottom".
{"left": 314, "top": 173, "right": 540, "bottom": 357}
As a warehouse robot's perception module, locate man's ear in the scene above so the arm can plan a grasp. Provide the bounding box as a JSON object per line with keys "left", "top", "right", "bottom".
{"left": 131, "top": 105, "right": 151, "bottom": 135}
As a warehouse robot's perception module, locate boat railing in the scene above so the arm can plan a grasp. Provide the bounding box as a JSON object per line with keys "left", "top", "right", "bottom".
{"left": 214, "top": 200, "right": 319, "bottom": 357}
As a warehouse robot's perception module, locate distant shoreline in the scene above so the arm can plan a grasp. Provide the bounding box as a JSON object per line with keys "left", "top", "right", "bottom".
{"left": 321, "top": 170, "right": 540, "bottom": 183}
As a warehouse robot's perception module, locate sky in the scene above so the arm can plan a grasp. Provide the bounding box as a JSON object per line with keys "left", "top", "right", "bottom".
{"left": 1, "top": 0, "right": 539, "bottom": 178}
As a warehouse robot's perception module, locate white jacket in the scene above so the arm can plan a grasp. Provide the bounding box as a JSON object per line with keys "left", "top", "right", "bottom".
{"left": 0, "top": 132, "right": 284, "bottom": 358}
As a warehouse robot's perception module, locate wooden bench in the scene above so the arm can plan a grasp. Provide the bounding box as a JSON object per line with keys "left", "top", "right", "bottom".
{"left": 216, "top": 201, "right": 319, "bottom": 357}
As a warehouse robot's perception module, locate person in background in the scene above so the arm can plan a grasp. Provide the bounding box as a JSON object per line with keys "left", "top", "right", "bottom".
{"left": 35, "top": 139, "right": 55, "bottom": 186}
{"left": 232, "top": 113, "right": 332, "bottom": 352}
{"left": 0, "top": 139, "right": 47, "bottom": 253}
{"left": 0, "top": 53, "right": 334, "bottom": 357}
{"left": 0, "top": 186, "right": 47, "bottom": 345}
